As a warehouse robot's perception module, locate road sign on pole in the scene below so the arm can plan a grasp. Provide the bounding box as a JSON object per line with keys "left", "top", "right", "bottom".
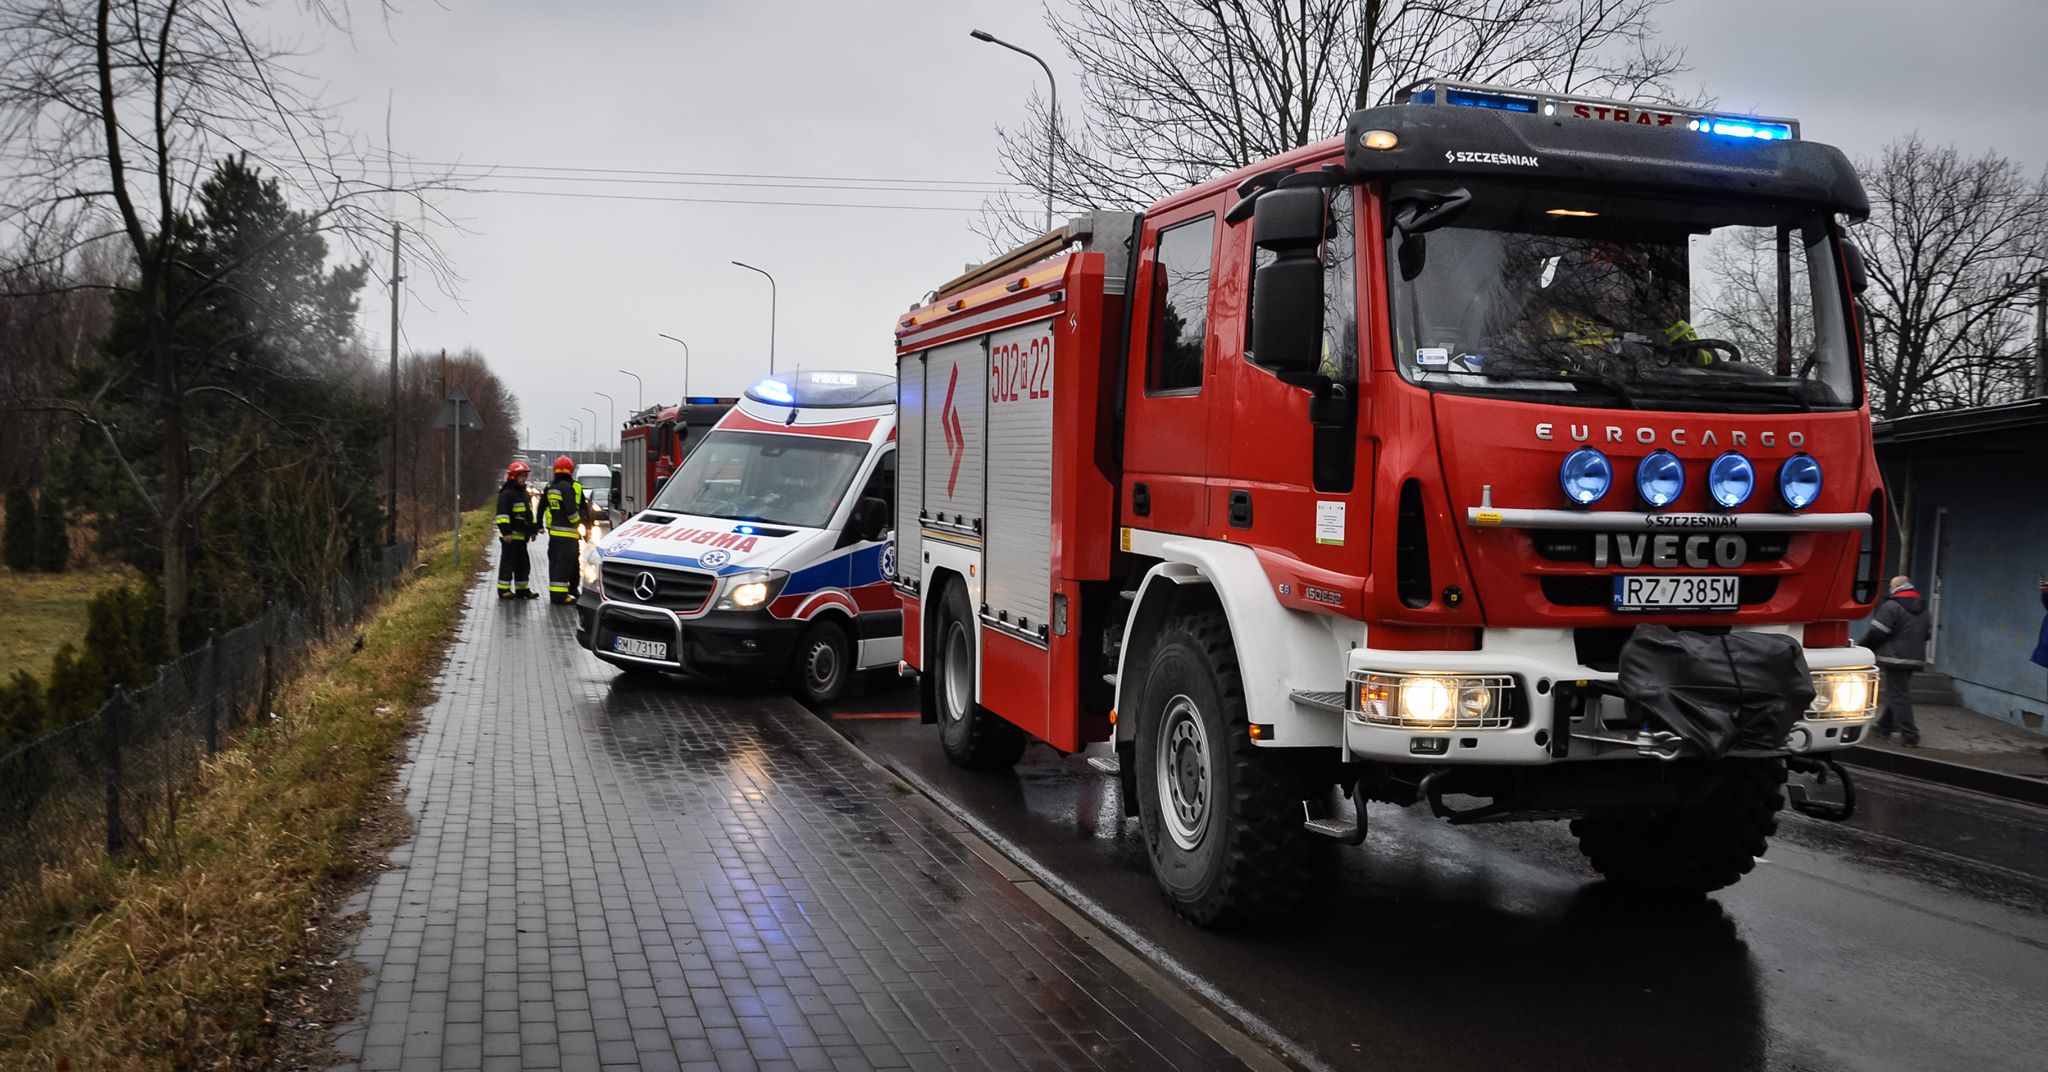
{"left": 433, "top": 387, "right": 486, "bottom": 569}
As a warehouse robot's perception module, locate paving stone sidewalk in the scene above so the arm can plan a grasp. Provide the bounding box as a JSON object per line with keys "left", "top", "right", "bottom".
{"left": 334, "top": 552, "right": 1248, "bottom": 1072}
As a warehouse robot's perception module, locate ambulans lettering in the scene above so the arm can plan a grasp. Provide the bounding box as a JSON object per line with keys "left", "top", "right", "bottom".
{"left": 1570, "top": 103, "right": 1681, "bottom": 127}
{"left": 990, "top": 334, "right": 1052, "bottom": 404}
{"left": 1445, "top": 150, "right": 1538, "bottom": 168}
{"left": 607, "top": 520, "right": 760, "bottom": 554}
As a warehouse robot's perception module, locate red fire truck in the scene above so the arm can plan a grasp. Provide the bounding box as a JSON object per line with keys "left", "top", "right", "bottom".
{"left": 618, "top": 397, "right": 739, "bottom": 516}
{"left": 893, "top": 79, "right": 1884, "bottom": 925}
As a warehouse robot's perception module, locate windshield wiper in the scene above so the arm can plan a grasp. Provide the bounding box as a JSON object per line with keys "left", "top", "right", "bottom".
{"left": 1691, "top": 380, "right": 1815, "bottom": 412}
{"left": 1483, "top": 362, "right": 1639, "bottom": 408}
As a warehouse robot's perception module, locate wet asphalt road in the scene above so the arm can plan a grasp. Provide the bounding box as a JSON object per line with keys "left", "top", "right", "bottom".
{"left": 819, "top": 680, "right": 2048, "bottom": 1072}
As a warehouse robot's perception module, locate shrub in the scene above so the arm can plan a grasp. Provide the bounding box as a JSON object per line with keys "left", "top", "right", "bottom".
{"left": 0, "top": 670, "right": 47, "bottom": 753}
{"left": 3, "top": 481, "right": 34, "bottom": 572}
{"left": 34, "top": 489, "right": 69, "bottom": 573}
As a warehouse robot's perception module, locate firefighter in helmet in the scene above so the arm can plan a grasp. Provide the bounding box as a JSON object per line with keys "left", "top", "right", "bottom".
{"left": 541, "top": 455, "right": 586, "bottom": 604}
{"left": 495, "top": 460, "right": 540, "bottom": 599}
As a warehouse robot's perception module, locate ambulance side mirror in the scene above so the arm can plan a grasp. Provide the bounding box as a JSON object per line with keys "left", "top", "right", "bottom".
{"left": 1248, "top": 185, "right": 1327, "bottom": 384}
{"left": 850, "top": 496, "right": 890, "bottom": 543}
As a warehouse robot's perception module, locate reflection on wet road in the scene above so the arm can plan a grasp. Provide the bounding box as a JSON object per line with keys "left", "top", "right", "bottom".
{"left": 824, "top": 681, "right": 2048, "bottom": 1072}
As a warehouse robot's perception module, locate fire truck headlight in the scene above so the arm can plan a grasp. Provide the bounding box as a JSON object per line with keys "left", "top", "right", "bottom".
{"left": 1355, "top": 673, "right": 1513, "bottom": 729}
{"left": 1399, "top": 678, "right": 1455, "bottom": 723}
{"left": 1636, "top": 450, "right": 1685, "bottom": 508}
{"left": 1778, "top": 453, "right": 1823, "bottom": 510}
{"left": 1707, "top": 451, "right": 1755, "bottom": 508}
{"left": 1558, "top": 448, "right": 1612, "bottom": 506}
{"left": 1808, "top": 668, "right": 1878, "bottom": 720}
{"left": 715, "top": 569, "right": 789, "bottom": 611}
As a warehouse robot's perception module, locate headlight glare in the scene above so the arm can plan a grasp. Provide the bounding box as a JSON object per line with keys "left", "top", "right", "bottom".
{"left": 1779, "top": 453, "right": 1823, "bottom": 509}
{"left": 730, "top": 581, "right": 769, "bottom": 608}
{"left": 1636, "top": 449, "right": 1685, "bottom": 507}
{"left": 713, "top": 569, "right": 789, "bottom": 611}
{"left": 1558, "top": 447, "right": 1612, "bottom": 505}
{"left": 1706, "top": 451, "right": 1755, "bottom": 508}
{"left": 1354, "top": 673, "right": 1513, "bottom": 729}
{"left": 579, "top": 547, "right": 602, "bottom": 586}
{"left": 1399, "top": 678, "right": 1454, "bottom": 723}
{"left": 1807, "top": 668, "right": 1878, "bottom": 720}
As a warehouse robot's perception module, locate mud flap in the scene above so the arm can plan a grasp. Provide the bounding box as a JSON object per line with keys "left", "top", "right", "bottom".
{"left": 1619, "top": 626, "right": 1816, "bottom": 757}
{"left": 1785, "top": 754, "right": 1857, "bottom": 822}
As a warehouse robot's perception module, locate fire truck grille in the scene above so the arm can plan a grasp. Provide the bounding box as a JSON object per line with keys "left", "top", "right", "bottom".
{"left": 1540, "top": 575, "right": 1780, "bottom": 608}
{"left": 602, "top": 562, "right": 716, "bottom": 612}
{"left": 1528, "top": 532, "right": 1791, "bottom": 565}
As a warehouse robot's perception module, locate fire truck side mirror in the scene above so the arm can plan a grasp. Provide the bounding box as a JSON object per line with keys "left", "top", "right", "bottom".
{"left": 652, "top": 420, "right": 674, "bottom": 462}
{"left": 608, "top": 467, "right": 622, "bottom": 509}
{"left": 1841, "top": 239, "right": 1870, "bottom": 295}
{"left": 1249, "top": 186, "right": 1327, "bottom": 380}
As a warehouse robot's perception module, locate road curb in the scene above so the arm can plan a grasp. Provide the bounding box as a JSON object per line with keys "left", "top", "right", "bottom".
{"left": 1838, "top": 745, "right": 2048, "bottom": 807}
{"left": 801, "top": 706, "right": 1326, "bottom": 1072}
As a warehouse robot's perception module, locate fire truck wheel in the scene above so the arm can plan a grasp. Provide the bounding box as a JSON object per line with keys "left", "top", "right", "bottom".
{"left": 790, "top": 619, "right": 852, "bottom": 707}
{"left": 934, "top": 579, "right": 1026, "bottom": 770}
{"left": 1135, "top": 610, "right": 1316, "bottom": 927}
{"left": 1569, "top": 758, "right": 1787, "bottom": 898}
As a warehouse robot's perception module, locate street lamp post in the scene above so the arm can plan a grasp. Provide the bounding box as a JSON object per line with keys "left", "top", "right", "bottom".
{"left": 655, "top": 334, "right": 691, "bottom": 397}
{"left": 730, "top": 262, "right": 777, "bottom": 375}
{"left": 618, "top": 368, "right": 644, "bottom": 413}
{"left": 594, "top": 393, "right": 616, "bottom": 464}
{"left": 971, "top": 29, "right": 1058, "bottom": 233}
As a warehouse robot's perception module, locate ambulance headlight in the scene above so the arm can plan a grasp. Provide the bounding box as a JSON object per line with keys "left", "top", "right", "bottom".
{"left": 1636, "top": 450, "right": 1685, "bottom": 507}
{"left": 1808, "top": 668, "right": 1878, "bottom": 720}
{"left": 579, "top": 546, "right": 602, "bottom": 587}
{"left": 714, "top": 569, "right": 788, "bottom": 611}
{"left": 1778, "top": 453, "right": 1823, "bottom": 510}
{"left": 1558, "top": 448, "right": 1612, "bottom": 505}
{"left": 1707, "top": 451, "right": 1755, "bottom": 508}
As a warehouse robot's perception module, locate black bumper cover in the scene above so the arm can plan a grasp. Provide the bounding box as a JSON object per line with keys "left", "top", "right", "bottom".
{"left": 577, "top": 594, "right": 801, "bottom": 676}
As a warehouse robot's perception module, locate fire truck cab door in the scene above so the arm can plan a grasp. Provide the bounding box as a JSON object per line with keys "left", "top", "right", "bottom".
{"left": 1123, "top": 207, "right": 1223, "bottom": 535}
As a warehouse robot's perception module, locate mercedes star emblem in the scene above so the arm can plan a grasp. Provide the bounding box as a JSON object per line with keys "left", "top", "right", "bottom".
{"left": 633, "top": 571, "right": 659, "bottom": 601}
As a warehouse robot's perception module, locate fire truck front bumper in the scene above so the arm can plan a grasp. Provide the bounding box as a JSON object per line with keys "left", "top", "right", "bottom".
{"left": 1337, "top": 632, "right": 1881, "bottom": 765}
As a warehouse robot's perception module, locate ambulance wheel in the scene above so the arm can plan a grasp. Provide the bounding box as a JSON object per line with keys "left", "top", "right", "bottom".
{"left": 790, "top": 619, "right": 852, "bottom": 707}
{"left": 1570, "top": 758, "right": 1786, "bottom": 898}
{"left": 1134, "top": 609, "right": 1317, "bottom": 927}
{"left": 934, "top": 579, "right": 1025, "bottom": 771}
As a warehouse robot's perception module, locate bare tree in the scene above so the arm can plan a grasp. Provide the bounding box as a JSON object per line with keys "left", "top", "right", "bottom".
{"left": 0, "top": 0, "right": 451, "bottom": 648}
{"left": 977, "top": 0, "right": 1689, "bottom": 246}
{"left": 1850, "top": 135, "right": 2048, "bottom": 418}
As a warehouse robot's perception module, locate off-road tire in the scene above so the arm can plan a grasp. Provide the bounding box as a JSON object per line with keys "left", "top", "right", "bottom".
{"left": 1570, "top": 758, "right": 1787, "bottom": 898}
{"left": 933, "top": 579, "right": 1027, "bottom": 770}
{"left": 1134, "top": 610, "right": 1320, "bottom": 927}
{"left": 789, "top": 618, "right": 852, "bottom": 707}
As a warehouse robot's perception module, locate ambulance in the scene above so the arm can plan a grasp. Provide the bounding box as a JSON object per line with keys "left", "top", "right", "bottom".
{"left": 576, "top": 370, "right": 899, "bottom": 704}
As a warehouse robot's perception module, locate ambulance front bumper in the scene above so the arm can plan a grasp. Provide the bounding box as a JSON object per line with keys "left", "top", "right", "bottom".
{"left": 1338, "top": 641, "right": 1880, "bottom": 765}
{"left": 579, "top": 596, "right": 801, "bottom": 675}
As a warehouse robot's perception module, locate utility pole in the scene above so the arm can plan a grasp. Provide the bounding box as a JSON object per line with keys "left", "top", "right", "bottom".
{"left": 730, "top": 263, "right": 778, "bottom": 375}
{"left": 386, "top": 223, "right": 402, "bottom": 548}
{"left": 971, "top": 29, "right": 1059, "bottom": 232}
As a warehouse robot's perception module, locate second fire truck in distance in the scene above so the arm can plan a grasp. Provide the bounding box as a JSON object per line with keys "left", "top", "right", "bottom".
{"left": 893, "top": 79, "right": 1885, "bottom": 925}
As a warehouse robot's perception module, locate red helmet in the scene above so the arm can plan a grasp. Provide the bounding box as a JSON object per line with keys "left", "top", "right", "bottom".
{"left": 507, "top": 460, "right": 530, "bottom": 479}
{"left": 553, "top": 455, "right": 574, "bottom": 474}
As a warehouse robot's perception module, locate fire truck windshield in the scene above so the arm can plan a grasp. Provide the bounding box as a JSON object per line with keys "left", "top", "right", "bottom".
{"left": 1382, "top": 181, "right": 1858, "bottom": 412}
{"left": 647, "top": 430, "right": 869, "bottom": 529}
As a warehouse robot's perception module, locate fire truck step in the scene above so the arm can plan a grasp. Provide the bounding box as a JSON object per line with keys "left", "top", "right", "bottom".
{"left": 1289, "top": 689, "right": 1348, "bottom": 714}
{"left": 1101, "top": 673, "right": 1119, "bottom": 687}
{"left": 1085, "top": 755, "right": 1121, "bottom": 775}
{"left": 1302, "top": 817, "right": 1361, "bottom": 841}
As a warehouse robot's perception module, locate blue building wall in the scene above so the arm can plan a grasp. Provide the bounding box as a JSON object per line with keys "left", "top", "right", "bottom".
{"left": 1891, "top": 458, "right": 2048, "bottom": 734}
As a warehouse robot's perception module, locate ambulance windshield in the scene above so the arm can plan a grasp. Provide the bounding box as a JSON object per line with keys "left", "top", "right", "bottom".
{"left": 1383, "top": 181, "right": 1858, "bottom": 412}
{"left": 649, "top": 430, "right": 868, "bottom": 529}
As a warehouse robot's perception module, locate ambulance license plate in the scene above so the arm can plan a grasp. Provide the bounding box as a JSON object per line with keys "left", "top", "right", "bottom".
{"left": 612, "top": 635, "right": 668, "bottom": 660}
{"left": 1612, "top": 575, "right": 1739, "bottom": 611}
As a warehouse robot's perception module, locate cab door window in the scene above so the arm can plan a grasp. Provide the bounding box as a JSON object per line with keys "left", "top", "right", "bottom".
{"left": 1146, "top": 215, "right": 1217, "bottom": 394}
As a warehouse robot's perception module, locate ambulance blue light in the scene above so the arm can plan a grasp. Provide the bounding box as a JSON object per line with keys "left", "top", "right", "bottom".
{"left": 750, "top": 378, "right": 795, "bottom": 404}
{"left": 736, "top": 525, "right": 756, "bottom": 535}
{"left": 1636, "top": 450, "right": 1686, "bottom": 508}
{"left": 1558, "top": 448, "right": 1612, "bottom": 506}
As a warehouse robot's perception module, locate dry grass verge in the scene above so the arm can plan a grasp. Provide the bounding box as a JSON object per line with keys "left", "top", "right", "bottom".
{"left": 0, "top": 512, "right": 492, "bottom": 1070}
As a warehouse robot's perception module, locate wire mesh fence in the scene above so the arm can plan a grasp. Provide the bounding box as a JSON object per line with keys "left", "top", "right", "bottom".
{"left": 0, "top": 541, "right": 419, "bottom": 898}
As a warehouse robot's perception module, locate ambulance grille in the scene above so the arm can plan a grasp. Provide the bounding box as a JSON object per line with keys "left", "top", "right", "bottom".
{"left": 602, "top": 562, "right": 716, "bottom": 612}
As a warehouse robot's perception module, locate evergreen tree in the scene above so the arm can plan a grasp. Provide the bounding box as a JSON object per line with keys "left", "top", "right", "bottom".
{"left": 0, "top": 671, "right": 47, "bottom": 753}
{"left": 3, "top": 481, "right": 34, "bottom": 572}
{"left": 34, "top": 488, "right": 68, "bottom": 572}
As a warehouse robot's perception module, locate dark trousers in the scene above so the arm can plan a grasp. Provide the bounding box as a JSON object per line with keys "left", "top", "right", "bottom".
{"left": 1878, "top": 666, "right": 1919, "bottom": 743}
{"left": 546, "top": 533, "right": 580, "bottom": 602}
{"left": 497, "top": 538, "right": 531, "bottom": 594}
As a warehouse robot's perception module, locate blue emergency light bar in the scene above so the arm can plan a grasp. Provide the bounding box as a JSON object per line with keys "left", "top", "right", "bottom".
{"left": 1397, "top": 78, "right": 1801, "bottom": 141}
{"left": 749, "top": 378, "right": 795, "bottom": 404}
{"left": 684, "top": 396, "right": 735, "bottom": 405}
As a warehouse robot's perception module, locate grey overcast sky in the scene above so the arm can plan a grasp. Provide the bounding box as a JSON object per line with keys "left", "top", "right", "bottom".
{"left": 271, "top": 0, "right": 2048, "bottom": 453}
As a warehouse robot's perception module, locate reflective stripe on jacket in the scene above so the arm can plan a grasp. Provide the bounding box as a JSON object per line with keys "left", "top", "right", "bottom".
{"left": 543, "top": 477, "right": 584, "bottom": 537}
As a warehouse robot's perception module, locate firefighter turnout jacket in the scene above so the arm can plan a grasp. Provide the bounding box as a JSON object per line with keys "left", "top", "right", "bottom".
{"left": 543, "top": 475, "right": 585, "bottom": 538}
{"left": 495, "top": 481, "right": 538, "bottom": 540}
